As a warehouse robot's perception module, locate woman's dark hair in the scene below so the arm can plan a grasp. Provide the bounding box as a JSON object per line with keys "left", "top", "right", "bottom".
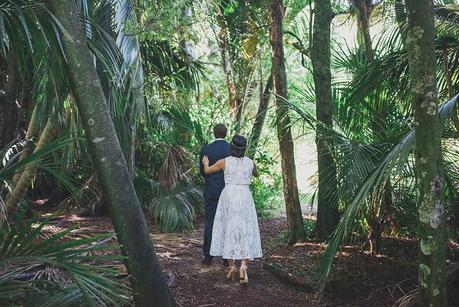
{"left": 230, "top": 134, "right": 247, "bottom": 158}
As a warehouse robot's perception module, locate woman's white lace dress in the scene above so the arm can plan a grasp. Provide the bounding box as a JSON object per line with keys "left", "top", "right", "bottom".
{"left": 210, "top": 156, "right": 262, "bottom": 260}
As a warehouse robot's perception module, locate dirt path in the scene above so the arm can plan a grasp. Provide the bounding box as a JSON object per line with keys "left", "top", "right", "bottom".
{"left": 157, "top": 217, "right": 318, "bottom": 307}
{"left": 57, "top": 215, "right": 318, "bottom": 306}
{"left": 56, "top": 214, "right": 456, "bottom": 306}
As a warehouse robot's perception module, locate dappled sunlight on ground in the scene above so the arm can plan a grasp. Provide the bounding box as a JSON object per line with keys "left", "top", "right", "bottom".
{"left": 40, "top": 213, "right": 459, "bottom": 306}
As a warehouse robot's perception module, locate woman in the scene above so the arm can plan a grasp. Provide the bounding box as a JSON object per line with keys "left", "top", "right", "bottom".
{"left": 202, "top": 134, "right": 262, "bottom": 284}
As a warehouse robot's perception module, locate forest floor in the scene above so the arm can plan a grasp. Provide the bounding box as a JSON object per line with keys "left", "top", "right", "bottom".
{"left": 50, "top": 214, "right": 459, "bottom": 307}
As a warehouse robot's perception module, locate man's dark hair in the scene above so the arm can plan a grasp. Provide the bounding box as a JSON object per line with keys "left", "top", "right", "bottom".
{"left": 213, "top": 123, "right": 227, "bottom": 139}
{"left": 230, "top": 134, "right": 247, "bottom": 158}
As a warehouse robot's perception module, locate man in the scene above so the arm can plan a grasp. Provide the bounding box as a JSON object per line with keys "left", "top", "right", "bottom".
{"left": 200, "top": 123, "right": 230, "bottom": 265}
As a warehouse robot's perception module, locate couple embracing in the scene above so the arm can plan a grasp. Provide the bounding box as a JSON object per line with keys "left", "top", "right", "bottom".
{"left": 199, "top": 124, "right": 262, "bottom": 284}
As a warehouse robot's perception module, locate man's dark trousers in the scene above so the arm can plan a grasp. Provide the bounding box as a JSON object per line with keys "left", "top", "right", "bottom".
{"left": 200, "top": 139, "right": 230, "bottom": 259}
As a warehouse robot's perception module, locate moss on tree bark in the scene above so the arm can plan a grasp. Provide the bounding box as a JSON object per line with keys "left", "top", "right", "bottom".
{"left": 405, "top": 0, "right": 447, "bottom": 305}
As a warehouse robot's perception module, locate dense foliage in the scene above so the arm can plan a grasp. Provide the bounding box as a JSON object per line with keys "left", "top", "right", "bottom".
{"left": 1, "top": 0, "right": 458, "bottom": 304}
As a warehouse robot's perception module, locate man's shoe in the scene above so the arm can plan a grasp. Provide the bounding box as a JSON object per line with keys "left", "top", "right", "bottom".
{"left": 201, "top": 256, "right": 212, "bottom": 265}
{"left": 222, "top": 259, "right": 229, "bottom": 267}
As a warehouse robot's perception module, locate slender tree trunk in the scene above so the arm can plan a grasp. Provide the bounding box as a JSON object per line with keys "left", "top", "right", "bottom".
{"left": 248, "top": 72, "right": 273, "bottom": 159}
{"left": 178, "top": 0, "right": 194, "bottom": 123}
{"left": 443, "top": 43, "right": 454, "bottom": 99}
{"left": 47, "top": 1, "right": 175, "bottom": 305}
{"left": 5, "top": 118, "right": 56, "bottom": 215}
{"left": 353, "top": 0, "right": 374, "bottom": 62}
{"left": 12, "top": 104, "right": 39, "bottom": 184}
{"left": 270, "top": 0, "right": 305, "bottom": 244}
{"left": 405, "top": 0, "right": 447, "bottom": 305}
{"left": 215, "top": 14, "right": 242, "bottom": 131}
{"left": 311, "top": 0, "right": 339, "bottom": 238}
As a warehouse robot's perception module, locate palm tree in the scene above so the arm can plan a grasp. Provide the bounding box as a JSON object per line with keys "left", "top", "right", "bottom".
{"left": 352, "top": 0, "right": 375, "bottom": 62}
{"left": 46, "top": 0, "right": 174, "bottom": 305}
{"left": 290, "top": 1, "right": 459, "bottom": 295}
{"left": 292, "top": 92, "right": 459, "bottom": 295}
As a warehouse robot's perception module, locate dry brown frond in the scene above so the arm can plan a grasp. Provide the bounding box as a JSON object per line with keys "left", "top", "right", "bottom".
{"left": 158, "top": 145, "right": 196, "bottom": 190}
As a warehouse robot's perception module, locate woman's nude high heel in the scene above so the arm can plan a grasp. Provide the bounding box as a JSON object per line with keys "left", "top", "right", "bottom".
{"left": 226, "top": 265, "right": 238, "bottom": 281}
{"left": 239, "top": 265, "right": 248, "bottom": 284}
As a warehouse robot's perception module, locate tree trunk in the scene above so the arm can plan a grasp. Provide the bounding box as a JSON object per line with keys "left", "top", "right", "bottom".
{"left": 248, "top": 72, "right": 273, "bottom": 159}
{"left": 12, "top": 104, "right": 40, "bottom": 184}
{"left": 216, "top": 14, "right": 242, "bottom": 131}
{"left": 0, "top": 50, "right": 20, "bottom": 149}
{"left": 405, "top": 0, "right": 447, "bottom": 305}
{"left": 5, "top": 118, "right": 56, "bottom": 215}
{"left": 311, "top": 0, "right": 339, "bottom": 238}
{"left": 47, "top": 1, "right": 175, "bottom": 305}
{"left": 353, "top": 0, "right": 374, "bottom": 62}
{"left": 270, "top": 0, "right": 305, "bottom": 244}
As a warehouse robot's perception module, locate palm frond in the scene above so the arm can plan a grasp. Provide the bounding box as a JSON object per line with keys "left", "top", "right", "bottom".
{"left": 141, "top": 39, "right": 205, "bottom": 94}
{"left": 158, "top": 145, "right": 197, "bottom": 190}
{"left": 0, "top": 212, "right": 131, "bottom": 306}
{"left": 0, "top": 138, "right": 76, "bottom": 183}
{"left": 316, "top": 95, "right": 459, "bottom": 295}
{"left": 135, "top": 170, "right": 203, "bottom": 233}
{"left": 149, "top": 184, "right": 203, "bottom": 233}
{"left": 0, "top": 1, "right": 62, "bottom": 56}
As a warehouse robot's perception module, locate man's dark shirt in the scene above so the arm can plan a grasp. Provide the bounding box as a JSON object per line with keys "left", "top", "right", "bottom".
{"left": 199, "top": 139, "right": 230, "bottom": 203}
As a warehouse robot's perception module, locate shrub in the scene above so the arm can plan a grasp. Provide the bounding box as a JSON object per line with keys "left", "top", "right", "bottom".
{"left": 251, "top": 150, "right": 283, "bottom": 217}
